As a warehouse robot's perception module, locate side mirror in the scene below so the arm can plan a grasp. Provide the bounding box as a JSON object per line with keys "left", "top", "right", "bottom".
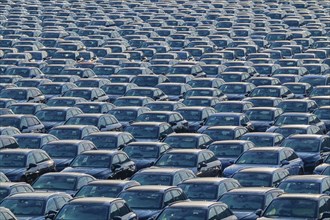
{"left": 21, "top": 125, "right": 28, "bottom": 130}
{"left": 45, "top": 210, "right": 57, "bottom": 220}
{"left": 198, "top": 162, "right": 207, "bottom": 169}
{"left": 281, "top": 160, "right": 290, "bottom": 166}
{"left": 28, "top": 163, "right": 37, "bottom": 169}
{"left": 255, "top": 209, "right": 262, "bottom": 217}
{"left": 160, "top": 134, "right": 167, "bottom": 140}
{"left": 111, "top": 164, "right": 121, "bottom": 171}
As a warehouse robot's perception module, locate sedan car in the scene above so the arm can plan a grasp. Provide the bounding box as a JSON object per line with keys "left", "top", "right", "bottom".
{"left": 219, "top": 187, "right": 284, "bottom": 220}
{"left": 0, "top": 192, "right": 72, "bottom": 220}
{"left": 153, "top": 149, "right": 222, "bottom": 177}
{"left": 32, "top": 172, "right": 95, "bottom": 196}
{"left": 54, "top": 197, "right": 137, "bottom": 220}
{"left": 223, "top": 147, "right": 304, "bottom": 177}
{"left": 62, "top": 150, "right": 136, "bottom": 180}
{"left": 0, "top": 182, "right": 34, "bottom": 202}
{"left": 178, "top": 178, "right": 241, "bottom": 201}
{"left": 245, "top": 107, "right": 283, "bottom": 132}
{"left": 240, "top": 132, "right": 285, "bottom": 147}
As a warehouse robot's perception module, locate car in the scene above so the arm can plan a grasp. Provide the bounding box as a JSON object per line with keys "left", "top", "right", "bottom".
{"left": 258, "top": 194, "right": 330, "bottom": 219}
{"left": 35, "top": 107, "right": 83, "bottom": 131}
{"left": 219, "top": 187, "right": 284, "bottom": 220}
{"left": 38, "top": 82, "right": 77, "bottom": 101}
{"left": 278, "top": 175, "right": 330, "bottom": 195}
{"left": 277, "top": 99, "right": 319, "bottom": 113}
{"left": 62, "top": 150, "right": 136, "bottom": 180}
{"left": 125, "top": 122, "right": 174, "bottom": 142}
{"left": 119, "top": 185, "right": 188, "bottom": 220}
{"left": 283, "top": 82, "right": 312, "bottom": 99}
{"left": 0, "top": 182, "right": 34, "bottom": 201}
{"left": 219, "top": 82, "right": 256, "bottom": 101}
{"left": 0, "top": 192, "right": 72, "bottom": 220}
{"left": 13, "top": 133, "right": 58, "bottom": 149}
{"left": 249, "top": 85, "right": 294, "bottom": 99}
{"left": 0, "top": 148, "right": 55, "bottom": 183}
{"left": 267, "top": 113, "right": 327, "bottom": 134}
{"left": 198, "top": 113, "right": 254, "bottom": 133}
{"left": 64, "top": 113, "right": 122, "bottom": 131}
{"left": 231, "top": 167, "right": 290, "bottom": 187}
{"left": 54, "top": 197, "right": 137, "bottom": 220}
{"left": 223, "top": 147, "right": 304, "bottom": 177}
{"left": 8, "top": 103, "right": 47, "bottom": 114}
{"left": 62, "top": 88, "right": 109, "bottom": 102}
{"left": 153, "top": 149, "right": 222, "bottom": 177}
{"left": 314, "top": 106, "right": 330, "bottom": 131}
{"left": 0, "top": 114, "right": 45, "bottom": 133}
{"left": 122, "top": 142, "right": 171, "bottom": 170}
{"left": 136, "top": 111, "right": 188, "bottom": 133}
{"left": 241, "top": 132, "right": 285, "bottom": 147}
{"left": 164, "top": 133, "right": 213, "bottom": 149}
{"left": 245, "top": 107, "right": 283, "bottom": 132}
{"left": 32, "top": 172, "right": 95, "bottom": 196}
{"left": 145, "top": 101, "right": 185, "bottom": 111}
{"left": 176, "top": 107, "right": 216, "bottom": 132}
{"left": 130, "top": 168, "right": 196, "bottom": 186}
{"left": 74, "top": 179, "right": 140, "bottom": 198}
{"left": 109, "top": 107, "right": 151, "bottom": 128}
{"left": 48, "top": 125, "right": 100, "bottom": 140}
{"left": 155, "top": 201, "right": 237, "bottom": 220}
{"left": 178, "top": 178, "right": 241, "bottom": 201}
{"left": 46, "top": 97, "right": 87, "bottom": 107}
{"left": 0, "top": 87, "right": 45, "bottom": 103}
{"left": 83, "top": 131, "right": 135, "bottom": 150}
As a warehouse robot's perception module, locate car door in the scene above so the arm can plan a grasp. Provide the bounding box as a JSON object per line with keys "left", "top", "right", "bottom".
{"left": 118, "top": 153, "right": 135, "bottom": 178}
{"left": 33, "top": 151, "right": 54, "bottom": 176}
{"left": 283, "top": 150, "right": 302, "bottom": 175}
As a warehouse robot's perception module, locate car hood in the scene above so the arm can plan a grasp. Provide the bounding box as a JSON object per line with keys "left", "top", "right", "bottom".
{"left": 133, "top": 209, "right": 161, "bottom": 220}
{"left": 62, "top": 167, "right": 110, "bottom": 176}
{"left": 223, "top": 164, "right": 278, "bottom": 177}
{"left": 234, "top": 211, "right": 259, "bottom": 220}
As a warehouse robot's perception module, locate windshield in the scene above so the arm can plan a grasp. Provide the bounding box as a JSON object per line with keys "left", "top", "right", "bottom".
{"left": 42, "top": 144, "right": 78, "bottom": 158}
{"left": 215, "top": 103, "right": 243, "bottom": 113}
{"left": 274, "top": 115, "right": 308, "bottom": 126}
{"left": 155, "top": 153, "right": 197, "bottom": 167}
{"left": 1, "top": 199, "right": 45, "bottom": 216}
{"left": 137, "top": 114, "right": 168, "bottom": 123}
{"left": 246, "top": 110, "right": 274, "bottom": 121}
{"left": 123, "top": 145, "right": 159, "bottom": 159}
{"left": 285, "top": 85, "right": 305, "bottom": 94}
{"left": 220, "top": 194, "right": 264, "bottom": 211}
{"left": 188, "top": 80, "right": 212, "bottom": 88}
{"left": 250, "top": 88, "right": 280, "bottom": 97}
{"left": 314, "top": 109, "right": 330, "bottom": 120}
{"left": 47, "top": 99, "right": 76, "bottom": 107}
{"left": 179, "top": 184, "right": 218, "bottom": 200}
{"left": 103, "top": 85, "right": 126, "bottom": 95}
{"left": 0, "top": 188, "right": 9, "bottom": 201}
{"left": 49, "top": 129, "right": 82, "bottom": 140}
{"left": 236, "top": 151, "right": 278, "bottom": 165}
{"left": 125, "top": 90, "right": 153, "bottom": 97}
{"left": 220, "top": 85, "right": 246, "bottom": 94}
{"left": 15, "top": 137, "right": 41, "bottom": 149}
{"left": 33, "top": 175, "right": 77, "bottom": 191}
{"left": 70, "top": 154, "right": 111, "bottom": 168}
{"left": 35, "top": 110, "right": 66, "bottom": 122}
{"left": 65, "top": 117, "right": 98, "bottom": 126}
{"left": 157, "top": 208, "right": 206, "bottom": 220}
{"left": 165, "top": 137, "right": 197, "bottom": 149}
{"left": 55, "top": 204, "right": 109, "bottom": 220}
{"left": 132, "top": 174, "right": 172, "bottom": 186}
{"left": 281, "top": 138, "right": 320, "bottom": 152}
{"left": 263, "top": 199, "right": 317, "bottom": 218}
{"left": 76, "top": 104, "right": 101, "bottom": 113}
{"left": 125, "top": 126, "right": 159, "bottom": 139}
{"left": 120, "top": 191, "right": 163, "bottom": 209}
{"left": 278, "top": 181, "right": 320, "bottom": 194}
{"left": 84, "top": 136, "right": 117, "bottom": 150}
{"left": 208, "top": 144, "right": 244, "bottom": 158}
{"left": 39, "top": 85, "right": 62, "bottom": 95}
{"left": 64, "top": 90, "right": 91, "bottom": 100}
{"left": 310, "top": 88, "right": 330, "bottom": 96}
{"left": 233, "top": 172, "right": 272, "bottom": 187}
{"left": 0, "top": 90, "right": 27, "bottom": 100}
{"left": 157, "top": 85, "right": 181, "bottom": 96}
{"left": 113, "top": 99, "right": 143, "bottom": 107}
{"left": 183, "top": 99, "right": 211, "bottom": 107}
{"left": 177, "top": 110, "right": 202, "bottom": 121}
{"left": 110, "top": 110, "right": 137, "bottom": 121}
{"left": 203, "top": 129, "right": 234, "bottom": 141}
{"left": 240, "top": 136, "right": 273, "bottom": 147}
{"left": 0, "top": 153, "right": 26, "bottom": 168}
{"left": 0, "top": 117, "right": 20, "bottom": 128}
{"left": 278, "top": 102, "right": 307, "bottom": 112}
{"left": 75, "top": 185, "right": 123, "bottom": 198}
{"left": 170, "top": 67, "right": 191, "bottom": 74}
{"left": 185, "top": 90, "right": 213, "bottom": 97}
{"left": 10, "top": 105, "right": 36, "bottom": 114}
{"left": 300, "top": 77, "right": 326, "bottom": 87}
{"left": 205, "top": 115, "right": 239, "bottom": 126}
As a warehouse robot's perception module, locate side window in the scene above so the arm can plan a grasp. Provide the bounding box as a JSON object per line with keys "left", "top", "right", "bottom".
{"left": 110, "top": 204, "right": 120, "bottom": 218}
{"left": 321, "top": 138, "right": 330, "bottom": 151}
{"left": 77, "top": 177, "right": 89, "bottom": 189}
{"left": 54, "top": 197, "right": 67, "bottom": 209}
{"left": 208, "top": 207, "right": 217, "bottom": 220}
{"left": 118, "top": 153, "right": 129, "bottom": 163}
{"left": 46, "top": 198, "right": 58, "bottom": 212}
{"left": 112, "top": 155, "right": 120, "bottom": 165}
{"left": 99, "top": 118, "right": 107, "bottom": 127}
{"left": 26, "top": 118, "right": 34, "bottom": 126}
{"left": 321, "top": 180, "right": 330, "bottom": 194}
{"left": 173, "top": 173, "right": 183, "bottom": 185}
{"left": 197, "top": 153, "right": 206, "bottom": 164}
{"left": 27, "top": 154, "right": 37, "bottom": 164}
{"left": 215, "top": 205, "right": 233, "bottom": 218}
{"left": 218, "top": 183, "right": 228, "bottom": 196}
{"left": 164, "top": 192, "right": 174, "bottom": 206}
{"left": 34, "top": 152, "right": 46, "bottom": 163}
{"left": 319, "top": 198, "right": 330, "bottom": 214}
{"left": 285, "top": 150, "right": 298, "bottom": 161}
{"left": 115, "top": 202, "right": 131, "bottom": 216}
{"left": 279, "top": 152, "right": 287, "bottom": 163}
{"left": 171, "top": 189, "right": 186, "bottom": 201}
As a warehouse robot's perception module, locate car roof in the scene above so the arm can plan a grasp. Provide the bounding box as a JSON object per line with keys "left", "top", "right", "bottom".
{"left": 69, "top": 197, "right": 121, "bottom": 204}
{"left": 180, "top": 177, "right": 232, "bottom": 184}
{"left": 8, "top": 192, "right": 68, "bottom": 200}
{"left": 137, "top": 168, "right": 189, "bottom": 174}
{"left": 88, "top": 180, "right": 139, "bottom": 186}
{"left": 123, "top": 185, "right": 176, "bottom": 192}
{"left": 0, "top": 148, "right": 38, "bottom": 154}
{"left": 226, "top": 187, "right": 281, "bottom": 194}
{"left": 282, "top": 175, "right": 329, "bottom": 182}
{"left": 169, "top": 201, "right": 221, "bottom": 209}
{"left": 278, "top": 193, "right": 329, "bottom": 200}
{"left": 40, "top": 172, "right": 93, "bottom": 177}
{"left": 236, "top": 167, "right": 286, "bottom": 173}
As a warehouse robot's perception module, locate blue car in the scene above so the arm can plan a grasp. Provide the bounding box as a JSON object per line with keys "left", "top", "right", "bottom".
{"left": 223, "top": 147, "right": 304, "bottom": 177}
{"left": 281, "top": 134, "right": 330, "bottom": 173}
